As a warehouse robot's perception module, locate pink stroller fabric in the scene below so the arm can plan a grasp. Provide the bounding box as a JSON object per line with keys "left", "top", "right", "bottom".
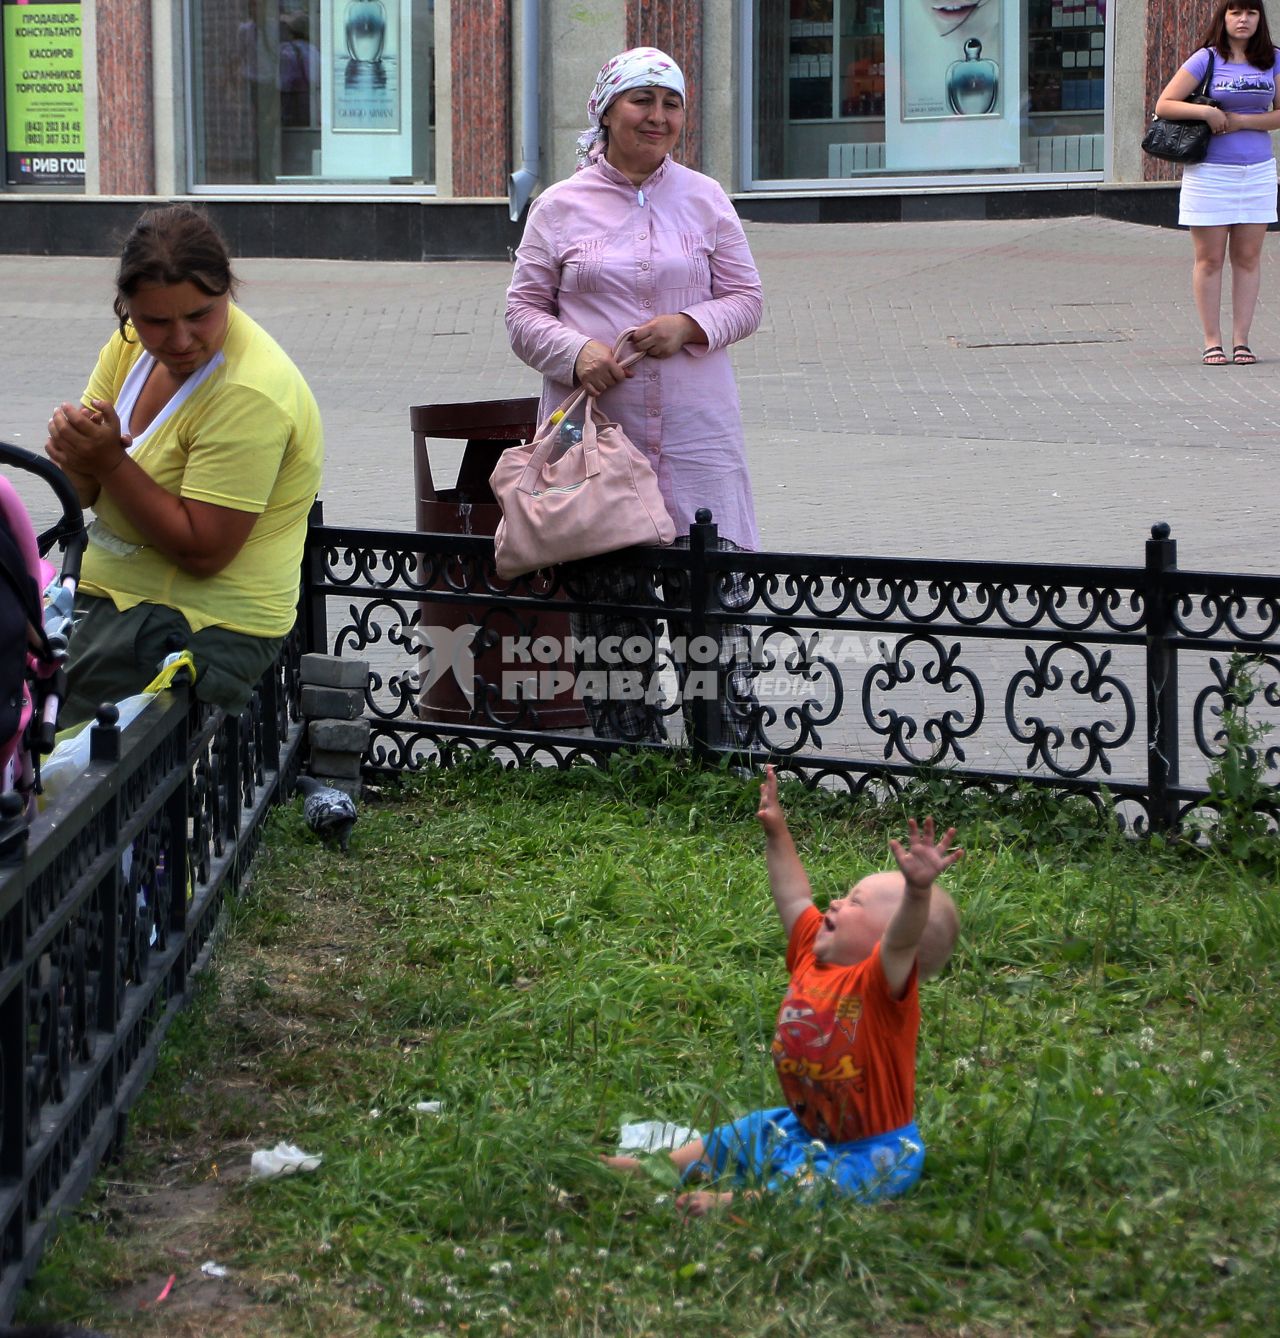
{"left": 0, "top": 475, "right": 58, "bottom": 799}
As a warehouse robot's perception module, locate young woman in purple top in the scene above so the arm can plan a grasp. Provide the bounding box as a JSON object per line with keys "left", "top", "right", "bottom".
{"left": 1156, "top": 2, "right": 1280, "bottom": 365}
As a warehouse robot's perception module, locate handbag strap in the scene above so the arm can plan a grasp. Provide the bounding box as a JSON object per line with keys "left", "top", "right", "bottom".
{"left": 517, "top": 329, "right": 649, "bottom": 493}
{"left": 1196, "top": 48, "right": 1215, "bottom": 98}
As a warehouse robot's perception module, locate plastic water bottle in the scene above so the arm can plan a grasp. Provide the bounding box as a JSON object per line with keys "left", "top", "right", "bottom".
{"left": 548, "top": 409, "right": 583, "bottom": 460}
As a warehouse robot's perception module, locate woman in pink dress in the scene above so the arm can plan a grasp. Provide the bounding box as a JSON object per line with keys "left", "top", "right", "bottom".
{"left": 506, "top": 47, "right": 764, "bottom": 748}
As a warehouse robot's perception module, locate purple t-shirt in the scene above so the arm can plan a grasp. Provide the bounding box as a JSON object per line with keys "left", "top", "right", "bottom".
{"left": 1184, "top": 47, "right": 1280, "bottom": 165}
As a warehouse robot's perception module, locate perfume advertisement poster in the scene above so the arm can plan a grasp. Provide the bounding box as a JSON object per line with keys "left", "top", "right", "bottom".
{"left": 884, "top": 0, "right": 1021, "bottom": 172}
{"left": 902, "top": 0, "right": 1002, "bottom": 120}
{"left": 332, "top": 0, "right": 400, "bottom": 133}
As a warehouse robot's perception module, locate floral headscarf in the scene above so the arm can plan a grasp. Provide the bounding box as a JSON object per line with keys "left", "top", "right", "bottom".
{"left": 575, "top": 47, "right": 687, "bottom": 170}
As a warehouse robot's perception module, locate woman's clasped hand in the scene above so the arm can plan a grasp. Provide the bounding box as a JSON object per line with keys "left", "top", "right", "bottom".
{"left": 572, "top": 315, "right": 704, "bottom": 394}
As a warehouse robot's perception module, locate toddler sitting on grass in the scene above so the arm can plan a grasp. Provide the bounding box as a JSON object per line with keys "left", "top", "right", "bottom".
{"left": 604, "top": 764, "right": 962, "bottom": 1213}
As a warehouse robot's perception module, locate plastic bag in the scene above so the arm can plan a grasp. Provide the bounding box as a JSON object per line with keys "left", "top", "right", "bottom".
{"left": 618, "top": 1120, "right": 700, "bottom": 1153}
{"left": 41, "top": 651, "right": 197, "bottom": 799}
{"left": 250, "top": 1141, "right": 323, "bottom": 1179}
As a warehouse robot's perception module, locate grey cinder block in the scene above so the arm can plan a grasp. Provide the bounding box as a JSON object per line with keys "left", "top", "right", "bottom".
{"left": 309, "top": 718, "right": 371, "bottom": 752}
{"left": 301, "top": 684, "right": 365, "bottom": 720}
{"left": 300, "top": 653, "right": 370, "bottom": 689}
{"left": 309, "top": 747, "right": 363, "bottom": 779}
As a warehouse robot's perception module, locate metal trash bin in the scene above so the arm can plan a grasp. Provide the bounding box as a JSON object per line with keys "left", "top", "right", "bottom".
{"left": 413, "top": 398, "right": 586, "bottom": 729}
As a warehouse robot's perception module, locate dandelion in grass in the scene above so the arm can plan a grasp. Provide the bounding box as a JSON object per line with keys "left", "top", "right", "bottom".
{"left": 1200, "top": 1049, "right": 1214, "bottom": 1063}
{"left": 453, "top": 1246, "right": 467, "bottom": 1260}
{"left": 954, "top": 1055, "right": 974, "bottom": 1075}
{"left": 489, "top": 1260, "right": 512, "bottom": 1276}
{"left": 1138, "top": 1026, "right": 1156, "bottom": 1052}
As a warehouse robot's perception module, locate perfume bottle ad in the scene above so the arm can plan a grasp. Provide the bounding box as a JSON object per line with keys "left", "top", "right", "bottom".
{"left": 332, "top": 0, "right": 400, "bottom": 132}
{"left": 884, "top": 0, "right": 1023, "bottom": 172}
{"left": 902, "top": 0, "right": 1002, "bottom": 120}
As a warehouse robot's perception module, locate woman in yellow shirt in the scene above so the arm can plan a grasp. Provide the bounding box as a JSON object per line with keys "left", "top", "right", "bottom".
{"left": 45, "top": 204, "right": 324, "bottom": 726}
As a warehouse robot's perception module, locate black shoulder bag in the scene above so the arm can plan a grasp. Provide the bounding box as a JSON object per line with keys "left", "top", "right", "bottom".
{"left": 1142, "top": 51, "right": 1218, "bottom": 164}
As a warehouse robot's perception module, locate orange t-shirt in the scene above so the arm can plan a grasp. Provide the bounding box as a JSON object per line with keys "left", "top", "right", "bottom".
{"left": 772, "top": 905, "right": 920, "bottom": 1143}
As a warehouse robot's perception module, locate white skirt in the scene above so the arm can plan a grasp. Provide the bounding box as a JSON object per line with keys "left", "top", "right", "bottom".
{"left": 1179, "top": 158, "right": 1278, "bottom": 226}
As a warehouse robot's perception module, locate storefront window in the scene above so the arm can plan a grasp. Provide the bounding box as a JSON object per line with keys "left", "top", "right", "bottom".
{"left": 188, "top": 0, "right": 434, "bottom": 189}
{"left": 752, "top": 0, "right": 1107, "bottom": 183}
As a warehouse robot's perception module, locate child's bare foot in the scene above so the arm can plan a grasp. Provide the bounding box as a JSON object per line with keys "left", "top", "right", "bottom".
{"left": 676, "top": 1189, "right": 733, "bottom": 1216}
{"left": 600, "top": 1154, "right": 643, "bottom": 1175}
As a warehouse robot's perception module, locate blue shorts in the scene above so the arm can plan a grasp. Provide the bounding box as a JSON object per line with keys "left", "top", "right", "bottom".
{"left": 685, "top": 1107, "right": 925, "bottom": 1202}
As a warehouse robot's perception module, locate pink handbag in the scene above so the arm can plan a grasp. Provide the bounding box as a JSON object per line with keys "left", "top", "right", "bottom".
{"left": 490, "top": 329, "right": 677, "bottom": 580}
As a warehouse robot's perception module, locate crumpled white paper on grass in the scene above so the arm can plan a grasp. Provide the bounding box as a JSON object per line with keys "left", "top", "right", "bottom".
{"left": 618, "top": 1121, "right": 700, "bottom": 1153}
{"left": 249, "top": 1142, "right": 323, "bottom": 1179}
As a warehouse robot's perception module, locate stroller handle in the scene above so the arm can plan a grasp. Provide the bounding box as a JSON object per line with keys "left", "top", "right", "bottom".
{"left": 0, "top": 439, "right": 87, "bottom": 585}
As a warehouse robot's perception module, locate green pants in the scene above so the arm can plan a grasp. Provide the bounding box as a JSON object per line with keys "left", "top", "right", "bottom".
{"left": 63, "top": 595, "right": 285, "bottom": 732}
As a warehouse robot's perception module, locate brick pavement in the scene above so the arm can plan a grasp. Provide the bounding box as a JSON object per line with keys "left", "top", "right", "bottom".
{"left": 2, "top": 216, "right": 1276, "bottom": 573}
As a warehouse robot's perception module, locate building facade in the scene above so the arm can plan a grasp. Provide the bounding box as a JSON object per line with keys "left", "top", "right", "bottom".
{"left": 0, "top": 2, "right": 1216, "bottom": 255}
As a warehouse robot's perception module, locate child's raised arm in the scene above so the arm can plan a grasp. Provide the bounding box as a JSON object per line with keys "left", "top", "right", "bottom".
{"left": 879, "top": 817, "right": 963, "bottom": 997}
{"left": 757, "top": 765, "right": 813, "bottom": 937}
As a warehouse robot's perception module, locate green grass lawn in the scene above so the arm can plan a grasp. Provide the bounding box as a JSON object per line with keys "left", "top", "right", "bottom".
{"left": 20, "top": 756, "right": 1280, "bottom": 1336}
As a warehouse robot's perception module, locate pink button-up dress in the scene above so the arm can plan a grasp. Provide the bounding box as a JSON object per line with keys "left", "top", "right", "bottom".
{"left": 506, "top": 155, "right": 763, "bottom": 551}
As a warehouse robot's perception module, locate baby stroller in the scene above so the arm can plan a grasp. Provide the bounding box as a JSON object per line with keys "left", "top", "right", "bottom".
{"left": 0, "top": 441, "right": 87, "bottom": 828}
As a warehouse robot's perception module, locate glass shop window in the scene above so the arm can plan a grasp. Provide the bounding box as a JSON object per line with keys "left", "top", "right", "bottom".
{"left": 188, "top": 0, "right": 435, "bottom": 189}
{"left": 752, "top": 0, "right": 1108, "bottom": 184}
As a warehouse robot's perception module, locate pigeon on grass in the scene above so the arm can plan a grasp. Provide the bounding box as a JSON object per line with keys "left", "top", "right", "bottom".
{"left": 296, "top": 774, "right": 358, "bottom": 852}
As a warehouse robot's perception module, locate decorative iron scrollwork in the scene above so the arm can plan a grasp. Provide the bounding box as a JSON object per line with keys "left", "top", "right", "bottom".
{"left": 864, "top": 635, "right": 983, "bottom": 764}
{"left": 1173, "top": 590, "right": 1280, "bottom": 642}
{"left": 750, "top": 627, "right": 841, "bottom": 754}
{"left": 1192, "top": 654, "right": 1280, "bottom": 773}
{"left": 1007, "top": 643, "right": 1135, "bottom": 777}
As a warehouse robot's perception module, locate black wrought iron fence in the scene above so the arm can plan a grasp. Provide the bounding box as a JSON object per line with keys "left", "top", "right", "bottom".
{"left": 2, "top": 508, "right": 1274, "bottom": 1318}
{"left": 304, "top": 509, "right": 1280, "bottom": 830}
{"left": 0, "top": 638, "right": 304, "bottom": 1319}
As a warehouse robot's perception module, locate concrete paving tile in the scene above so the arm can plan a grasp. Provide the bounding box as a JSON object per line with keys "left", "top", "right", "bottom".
{"left": 1, "top": 216, "right": 1275, "bottom": 574}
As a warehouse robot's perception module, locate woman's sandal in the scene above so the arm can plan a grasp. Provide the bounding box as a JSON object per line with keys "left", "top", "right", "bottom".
{"left": 1202, "top": 345, "right": 1229, "bottom": 365}
{"left": 1233, "top": 345, "right": 1257, "bottom": 365}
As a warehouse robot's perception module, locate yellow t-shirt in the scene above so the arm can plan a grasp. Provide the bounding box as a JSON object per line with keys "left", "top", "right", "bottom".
{"left": 79, "top": 304, "right": 324, "bottom": 637}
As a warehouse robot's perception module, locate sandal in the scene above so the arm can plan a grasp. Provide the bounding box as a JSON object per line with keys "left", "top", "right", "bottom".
{"left": 1202, "top": 345, "right": 1228, "bottom": 365}
{"left": 1233, "top": 345, "right": 1257, "bottom": 365}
